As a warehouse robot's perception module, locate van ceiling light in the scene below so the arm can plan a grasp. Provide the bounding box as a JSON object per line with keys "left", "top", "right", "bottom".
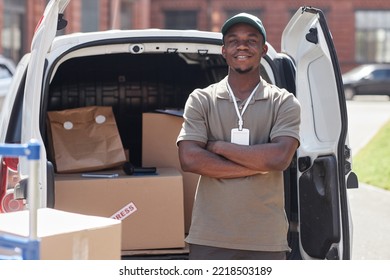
{"left": 166, "top": 48, "right": 178, "bottom": 53}
{"left": 198, "top": 49, "right": 209, "bottom": 55}
{"left": 129, "top": 44, "right": 144, "bottom": 54}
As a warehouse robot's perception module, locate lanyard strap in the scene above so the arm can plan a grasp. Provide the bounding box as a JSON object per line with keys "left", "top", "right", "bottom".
{"left": 226, "top": 81, "right": 260, "bottom": 130}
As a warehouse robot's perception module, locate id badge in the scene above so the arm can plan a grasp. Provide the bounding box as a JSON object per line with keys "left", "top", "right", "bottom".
{"left": 231, "top": 128, "right": 250, "bottom": 145}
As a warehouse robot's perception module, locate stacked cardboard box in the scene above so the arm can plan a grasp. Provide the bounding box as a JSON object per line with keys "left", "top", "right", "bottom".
{"left": 0, "top": 208, "right": 121, "bottom": 259}
{"left": 142, "top": 111, "right": 199, "bottom": 233}
{"left": 54, "top": 168, "right": 185, "bottom": 251}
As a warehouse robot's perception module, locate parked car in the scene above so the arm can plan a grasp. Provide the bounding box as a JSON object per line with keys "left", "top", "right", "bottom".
{"left": 342, "top": 64, "right": 390, "bottom": 100}
{"left": 0, "top": 0, "right": 358, "bottom": 260}
{"left": 0, "top": 55, "right": 16, "bottom": 109}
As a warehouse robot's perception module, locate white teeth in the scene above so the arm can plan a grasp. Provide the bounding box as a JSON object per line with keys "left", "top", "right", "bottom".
{"left": 237, "top": 56, "right": 248, "bottom": 59}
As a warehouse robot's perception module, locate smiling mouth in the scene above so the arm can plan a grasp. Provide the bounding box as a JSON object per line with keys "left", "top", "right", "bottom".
{"left": 235, "top": 54, "right": 252, "bottom": 60}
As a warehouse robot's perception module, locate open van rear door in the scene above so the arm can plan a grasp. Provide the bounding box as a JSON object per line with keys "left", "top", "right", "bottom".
{"left": 282, "top": 7, "right": 357, "bottom": 260}
{"left": 20, "top": 0, "right": 70, "bottom": 207}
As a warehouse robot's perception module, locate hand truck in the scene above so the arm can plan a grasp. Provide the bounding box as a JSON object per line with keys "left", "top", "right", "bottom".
{"left": 0, "top": 140, "right": 40, "bottom": 260}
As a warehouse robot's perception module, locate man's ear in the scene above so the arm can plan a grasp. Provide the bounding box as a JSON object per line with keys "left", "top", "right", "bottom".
{"left": 222, "top": 45, "right": 226, "bottom": 59}
{"left": 261, "top": 44, "right": 268, "bottom": 57}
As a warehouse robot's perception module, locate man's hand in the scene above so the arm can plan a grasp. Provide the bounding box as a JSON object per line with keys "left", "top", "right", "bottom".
{"left": 178, "top": 140, "right": 261, "bottom": 179}
{"left": 205, "top": 136, "right": 299, "bottom": 172}
{"left": 206, "top": 140, "right": 219, "bottom": 154}
{"left": 207, "top": 140, "right": 269, "bottom": 174}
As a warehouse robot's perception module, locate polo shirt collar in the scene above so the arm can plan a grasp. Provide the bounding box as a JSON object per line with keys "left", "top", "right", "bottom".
{"left": 216, "top": 76, "right": 269, "bottom": 101}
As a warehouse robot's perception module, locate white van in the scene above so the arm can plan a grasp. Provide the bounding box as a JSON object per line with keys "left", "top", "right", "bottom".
{"left": 0, "top": 0, "right": 358, "bottom": 259}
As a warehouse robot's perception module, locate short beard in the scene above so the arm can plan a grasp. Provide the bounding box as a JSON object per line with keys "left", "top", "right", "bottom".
{"left": 234, "top": 66, "right": 253, "bottom": 74}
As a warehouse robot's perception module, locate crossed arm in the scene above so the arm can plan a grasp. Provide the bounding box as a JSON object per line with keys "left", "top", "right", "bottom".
{"left": 178, "top": 136, "right": 299, "bottom": 179}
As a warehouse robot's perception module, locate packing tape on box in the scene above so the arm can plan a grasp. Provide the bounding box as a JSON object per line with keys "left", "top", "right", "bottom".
{"left": 72, "top": 235, "right": 89, "bottom": 260}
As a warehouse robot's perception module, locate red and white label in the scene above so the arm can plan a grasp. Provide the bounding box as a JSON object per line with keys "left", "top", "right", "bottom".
{"left": 110, "top": 202, "right": 137, "bottom": 221}
{"left": 1, "top": 190, "right": 24, "bottom": 213}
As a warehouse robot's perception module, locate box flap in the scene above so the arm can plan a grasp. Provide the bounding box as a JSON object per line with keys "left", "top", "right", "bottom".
{"left": 0, "top": 208, "right": 120, "bottom": 237}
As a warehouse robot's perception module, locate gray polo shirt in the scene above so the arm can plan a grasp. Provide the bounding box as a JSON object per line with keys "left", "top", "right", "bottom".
{"left": 177, "top": 76, "right": 301, "bottom": 252}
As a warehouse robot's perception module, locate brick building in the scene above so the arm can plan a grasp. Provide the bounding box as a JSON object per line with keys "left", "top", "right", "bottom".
{"left": 1, "top": 0, "right": 390, "bottom": 73}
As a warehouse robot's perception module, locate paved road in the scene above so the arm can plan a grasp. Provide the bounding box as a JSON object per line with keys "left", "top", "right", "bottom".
{"left": 346, "top": 96, "right": 390, "bottom": 260}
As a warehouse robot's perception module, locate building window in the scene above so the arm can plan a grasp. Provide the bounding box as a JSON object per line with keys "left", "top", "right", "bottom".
{"left": 164, "top": 10, "right": 197, "bottom": 29}
{"left": 81, "top": 0, "right": 100, "bottom": 32}
{"left": 356, "top": 10, "right": 390, "bottom": 63}
{"left": 2, "top": 0, "right": 25, "bottom": 63}
{"left": 120, "top": 1, "right": 133, "bottom": 29}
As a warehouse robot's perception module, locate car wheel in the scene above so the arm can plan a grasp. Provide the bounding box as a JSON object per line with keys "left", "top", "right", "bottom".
{"left": 344, "top": 87, "right": 355, "bottom": 100}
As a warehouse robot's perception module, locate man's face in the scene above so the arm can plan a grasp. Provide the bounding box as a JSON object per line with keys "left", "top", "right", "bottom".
{"left": 222, "top": 23, "right": 267, "bottom": 74}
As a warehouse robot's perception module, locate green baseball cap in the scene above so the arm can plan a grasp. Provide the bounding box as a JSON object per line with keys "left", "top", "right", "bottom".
{"left": 221, "top": 13, "right": 267, "bottom": 44}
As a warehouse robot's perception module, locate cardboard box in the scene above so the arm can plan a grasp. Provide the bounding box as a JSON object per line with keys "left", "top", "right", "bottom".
{"left": 54, "top": 168, "right": 185, "bottom": 251}
{"left": 142, "top": 111, "right": 199, "bottom": 233}
{"left": 0, "top": 208, "right": 121, "bottom": 260}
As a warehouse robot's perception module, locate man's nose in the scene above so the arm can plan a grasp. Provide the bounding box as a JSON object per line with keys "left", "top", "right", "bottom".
{"left": 237, "top": 40, "right": 250, "bottom": 49}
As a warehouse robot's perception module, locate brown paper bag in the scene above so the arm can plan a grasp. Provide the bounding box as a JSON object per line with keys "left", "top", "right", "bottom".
{"left": 47, "top": 106, "right": 126, "bottom": 173}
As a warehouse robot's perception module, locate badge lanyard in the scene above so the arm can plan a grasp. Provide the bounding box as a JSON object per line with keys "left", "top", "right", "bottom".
{"left": 226, "top": 81, "right": 260, "bottom": 131}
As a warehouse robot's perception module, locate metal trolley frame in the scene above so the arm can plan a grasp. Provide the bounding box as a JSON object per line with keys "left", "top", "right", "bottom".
{"left": 0, "top": 140, "right": 41, "bottom": 260}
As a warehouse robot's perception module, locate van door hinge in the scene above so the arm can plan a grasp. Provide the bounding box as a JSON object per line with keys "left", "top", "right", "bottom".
{"left": 344, "top": 145, "right": 351, "bottom": 159}
{"left": 298, "top": 156, "right": 311, "bottom": 172}
{"left": 325, "top": 247, "right": 340, "bottom": 260}
{"left": 344, "top": 145, "right": 352, "bottom": 174}
{"left": 306, "top": 28, "right": 318, "bottom": 44}
{"left": 57, "top": 14, "right": 68, "bottom": 31}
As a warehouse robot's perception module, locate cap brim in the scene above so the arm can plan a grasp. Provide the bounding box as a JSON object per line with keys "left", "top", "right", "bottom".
{"left": 221, "top": 13, "right": 266, "bottom": 43}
